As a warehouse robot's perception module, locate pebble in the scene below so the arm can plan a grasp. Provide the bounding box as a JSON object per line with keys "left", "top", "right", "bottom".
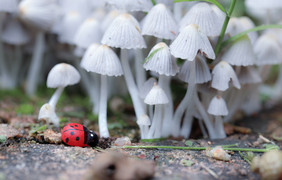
{"left": 114, "top": 136, "right": 131, "bottom": 146}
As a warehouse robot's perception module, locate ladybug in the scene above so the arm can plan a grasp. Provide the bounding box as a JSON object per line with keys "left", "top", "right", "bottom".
{"left": 62, "top": 123, "right": 99, "bottom": 147}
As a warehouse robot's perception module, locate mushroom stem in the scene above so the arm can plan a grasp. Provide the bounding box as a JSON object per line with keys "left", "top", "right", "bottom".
{"left": 25, "top": 31, "right": 45, "bottom": 96}
{"left": 91, "top": 73, "right": 100, "bottom": 114}
{"left": 214, "top": 116, "right": 226, "bottom": 139}
{"left": 148, "top": 105, "right": 162, "bottom": 139}
{"left": 135, "top": 49, "right": 146, "bottom": 91}
{"left": 48, "top": 86, "right": 64, "bottom": 108}
{"left": 172, "top": 60, "right": 196, "bottom": 137}
{"left": 194, "top": 92, "right": 217, "bottom": 139}
{"left": 99, "top": 74, "right": 110, "bottom": 138}
{"left": 121, "top": 49, "right": 148, "bottom": 138}
{"left": 180, "top": 94, "right": 195, "bottom": 138}
{"left": 159, "top": 75, "right": 174, "bottom": 137}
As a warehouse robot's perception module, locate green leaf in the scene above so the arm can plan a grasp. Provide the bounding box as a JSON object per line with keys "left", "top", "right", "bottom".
{"left": 185, "top": 140, "right": 194, "bottom": 147}
{"left": 173, "top": 0, "right": 226, "bottom": 14}
{"left": 144, "top": 47, "right": 164, "bottom": 64}
{"left": 29, "top": 125, "right": 47, "bottom": 134}
{"left": 263, "top": 144, "right": 280, "bottom": 151}
{"left": 239, "top": 151, "right": 252, "bottom": 165}
{"left": 0, "top": 135, "right": 7, "bottom": 144}
{"left": 222, "top": 24, "right": 282, "bottom": 47}
{"left": 151, "top": 0, "right": 156, "bottom": 5}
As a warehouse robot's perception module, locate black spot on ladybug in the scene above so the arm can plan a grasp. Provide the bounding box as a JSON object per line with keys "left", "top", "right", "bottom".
{"left": 70, "top": 131, "right": 74, "bottom": 135}
{"left": 65, "top": 138, "right": 69, "bottom": 143}
{"left": 70, "top": 125, "right": 74, "bottom": 127}
{"left": 76, "top": 137, "right": 80, "bottom": 141}
{"left": 75, "top": 125, "right": 78, "bottom": 127}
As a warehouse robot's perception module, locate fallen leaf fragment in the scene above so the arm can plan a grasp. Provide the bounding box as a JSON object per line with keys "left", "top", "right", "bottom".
{"left": 84, "top": 152, "right": 155, "bottom": 180}
{"left": 43, "top": 129, "right": 62, "bottom": 144}
{"left": 206, "top": 146, "right": 231, "bottom": 161}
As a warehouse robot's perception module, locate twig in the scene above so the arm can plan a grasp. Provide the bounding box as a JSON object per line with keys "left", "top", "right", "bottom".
{"left": 200, "top": 163, "right": 219, "bottom": 179}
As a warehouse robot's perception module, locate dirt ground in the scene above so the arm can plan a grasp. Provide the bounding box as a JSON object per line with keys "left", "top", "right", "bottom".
{"left": 0, "top": 101, "right": 282, "bottom": 180}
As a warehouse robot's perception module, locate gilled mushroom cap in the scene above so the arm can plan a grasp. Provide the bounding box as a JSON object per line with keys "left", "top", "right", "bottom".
{"left": 179, "top": 2, "right": 223, "bottom": 36}
{"left": 211, "top": 61, "right": 241, "bottom": 91}
{"left": 107, "top": 0, "right": 153, "bottom": 12}
{"left": 74, "top": 17, "right": 102, "bottom": 49}
{"left": 178, "top": 55, "right": 211, "bottom": 84}
{"left": 144, "top": 83, "right": 169, "bottom": 105}
{"left": 38, "top": 103, "right": 59, "bottom": 127}
{"left": 142, "top": 3, "right": 178, "bottom": 40}
{"left": 2, "top": 18, "right": 30, "bottom": 45}
{"left": 101, "top": 13, "right": 146, "bottom": 49}
{"left": 144, "top": 42, "right": 179, "bottom": 76}
{"left": 170, "top": 24, "right": 215, "bottom": 61}
{"left": 81, "top": 44, "right": 123, "bottom": 77}
{"left": 222, "top": 35, "right": 256, "bottom": 66}
{"left": 58, "top": 11, "right": 84, "bottom": 45}
{"left": 101, "top": 10, "right": 121, "bottom": 32}
{"left": 254, "top": 33, "right": 282, "bottom": 66}
{"left": 238, "top": 66, "right": 262, "bottom": 85}
{"left": 47, "top": 63, "right": 81, "bottom": 88}
{"left": 0, "top": 0, "right": 18, "bottom": 13}
{"left": 18, "top": 0, "right": 59, "bottom": 31}
{"left": 207, "top": 95, "right": 228, "bottom": 116}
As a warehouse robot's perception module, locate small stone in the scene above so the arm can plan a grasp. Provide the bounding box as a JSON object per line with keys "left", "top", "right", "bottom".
{"left": 206, "top": 146, "right": 231, "bottom": 161}
{"left": 43, "top": 129, "right": 62, "bottom": 144}
{"left": 114, "top": 137, "right": 131, "bottom": 146}
{"left": 0, "top": 124, "right": 21, "bottom": 138}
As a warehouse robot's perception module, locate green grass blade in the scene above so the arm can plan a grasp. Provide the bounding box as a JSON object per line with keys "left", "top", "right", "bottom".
{"left": 173, "top": 0, "right": 226, "bottom": 13}
{"left": 144, "top": 47, "right": 164, "bottom": 64}
{"left": 222, "top": 24, "right": 282, "bottom": 47}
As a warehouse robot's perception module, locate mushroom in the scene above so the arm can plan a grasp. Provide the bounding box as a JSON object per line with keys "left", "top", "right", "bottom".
{"left": 101, "top": 13, "right": 150, "bottom": 139}
{"left": 144, "top": 42, "right": 179, "bottom": 137}
{"left": 144, "top": 83, "right": 169, "bottom": 139}
{"left": 179, "top": 2, "right": 224, "bottom": 36}
{"left": 39, "top": 63, "right": 81, "bottom": 127}
{"left": 207, "top": 95, "right": 228, "bottom": 139}
{"left": 0, "top": 0, "right": 18, "bottom": 13}
{"left": 19, "top": 0, "right": 59, "bottom": 96}
{"left": 81, "top": 44, "right": 123, "bottom": 138}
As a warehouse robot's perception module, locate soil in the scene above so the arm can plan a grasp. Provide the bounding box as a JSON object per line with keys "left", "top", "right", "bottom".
{"left": 0, "top": 99, "right": 282, "bottom": 180}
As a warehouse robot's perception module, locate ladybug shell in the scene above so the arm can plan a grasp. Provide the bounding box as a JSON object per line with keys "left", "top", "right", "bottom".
{"left": 62, "top": 123, "right": 88, "bottom": 147}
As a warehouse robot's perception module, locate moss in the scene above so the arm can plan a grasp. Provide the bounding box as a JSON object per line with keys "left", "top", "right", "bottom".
{"left": 16, "top": 104, "right": 35, "bottom": 115}
{"left": 0, "top": 135, "right": 7, "bottom": 144}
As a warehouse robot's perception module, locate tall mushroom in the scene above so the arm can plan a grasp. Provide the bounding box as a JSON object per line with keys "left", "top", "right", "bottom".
{"left": 81, "top": 44, "right": 123, "bottom": 138}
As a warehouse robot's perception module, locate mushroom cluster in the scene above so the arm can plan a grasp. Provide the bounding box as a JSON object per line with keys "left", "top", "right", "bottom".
{"left": 1, "top": 0, "right": 282, "bottom": 139}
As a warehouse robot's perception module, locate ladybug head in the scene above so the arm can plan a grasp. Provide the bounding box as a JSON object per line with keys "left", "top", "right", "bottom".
{"left": 86, "top": 130, "right": 99, "bottom": 147}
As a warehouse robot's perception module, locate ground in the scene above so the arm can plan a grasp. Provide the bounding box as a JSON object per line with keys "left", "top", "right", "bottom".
{"left": 0, "top": 90, "right": 281, "bottom": 180}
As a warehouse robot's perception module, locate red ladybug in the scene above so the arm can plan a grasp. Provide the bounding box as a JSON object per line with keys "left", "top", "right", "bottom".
{"left": 62, "top": 123, "right": 99, "bottom": 147}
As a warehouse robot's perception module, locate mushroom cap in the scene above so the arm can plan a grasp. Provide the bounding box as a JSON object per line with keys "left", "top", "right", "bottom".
{"left": 178, "top": 55, "right": 211, "bottom": 84}
{"left": 38, "top": 103, "right": 59, "bottom": 127}
{"left": 144, "top": 83, "right": 169, "bottom": 105}
{"left": 254, "top": 33, "right": 282, "bottom": 66}
{"left": 74, "top": 18, "right": 102, "bottom": 49}
{"left": 238, "top": 66, "right": 262, "bottom": 85}
{"left": 222, "top": 35, "right": 256, "bottom": 66}
{"left": 2, "top": 18, "right": 30, "bottom": 45}
{"left": 226, "top": 17, "right": 257, "bottom": 44}
{"left": 81, "top": 44, "right": 123, "bottom": 76}
{"left": 101, "top": 10, "right": 121, "bottom": 32}
{"left": 58, "top": 11, "right": 84, "bottom": 45}
{"left": 211, "top": 61, "right": 241, "bottom": 91}
{"left": 47, "top": 63, "right": 81, "bottom": 88}
{"left": 207, "top": 95, "right": 228, "bottom": 116}
{"left": 142, "top": 3, "right": 178, "bottom": 40}
{"left": 170, "top": 24, "right": 215, "bottom": 60}
{"left": 0, "top": 0, "right": 18, "bottom": 13}
{"left": 144, "top": 42, "right": 179, "bottom": 76}
{"left": 107, "top": 0, "right": 153, "bottom": 12}
{"left": 18, "top": 0, "right": 59, "bottom": 31}
{"left": 101, "top": 13, "right": 146, "bottom": 49}
{"left": 137, "top": 114, "right": 151, "bottom": 126}
{"left": 179, "top": 2, "right": 223, "bottom": 36}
